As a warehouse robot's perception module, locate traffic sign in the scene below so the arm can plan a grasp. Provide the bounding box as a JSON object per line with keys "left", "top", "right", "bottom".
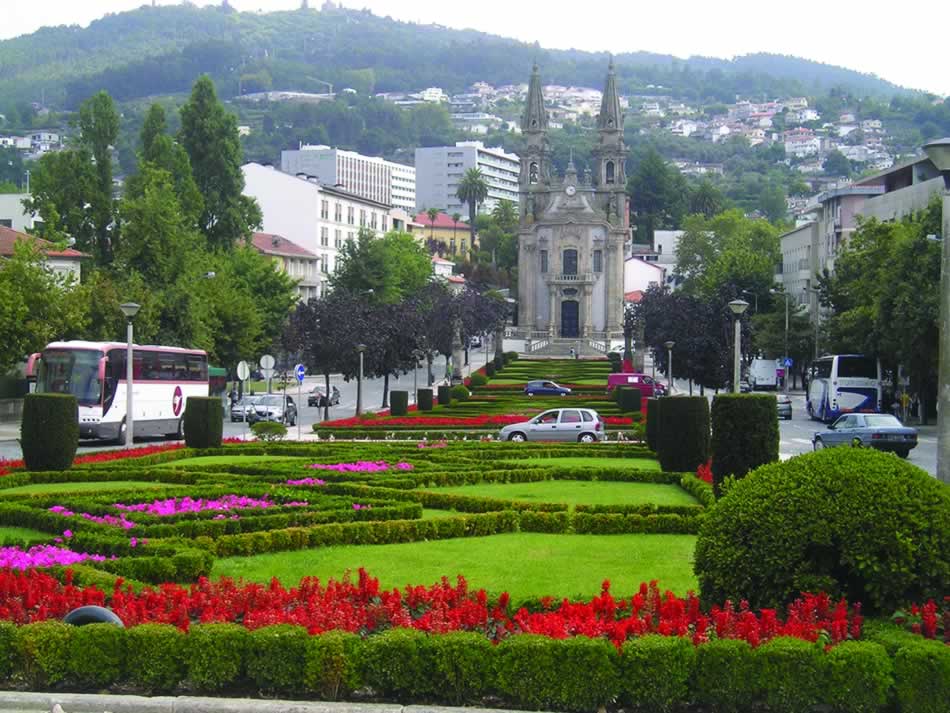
{"left": 236, "top": 360, "right": 250, "bottom": 382}
{"left": 260, "top": 354, "right": 275, "bottom": 370}
{"left": 294, "top": 364, "right": 306, "bottom": 383}
{"left": 783, "top": 357, "right": 793, "bottom": 368}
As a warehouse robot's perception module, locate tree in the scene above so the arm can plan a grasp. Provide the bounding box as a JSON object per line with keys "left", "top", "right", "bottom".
{"left": 758, "top": 182, "right": 787, "bottom": 224}
{"left": 426, "top": 207, "right": 439, "bottom": 241}
{"left": 688, "top": 179, "right": 728, "bottom": 218}
{"left": 78, "top": 91, "right": 120, "bottom": 264}
{"left": 456, "top": 167, "right": 489, "bottom": 248}
{"left": 627, "top": 147, "right": 687, "bottom": 244}
{"left": 823, "top": 150, "right": 853, "bottom": 177}
{"left": 179, "top": 76, "right": 260, "bottom": 248}
{"left": 751, "top": 303, "right": 814, "bottom": 389}
{"left": 330, "top": 229, "right": 432, "bottom": 304}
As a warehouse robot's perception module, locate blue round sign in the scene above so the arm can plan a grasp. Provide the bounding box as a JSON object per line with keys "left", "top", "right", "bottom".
{"left": 294, "top": 364, "right": 306, "bottom": 382}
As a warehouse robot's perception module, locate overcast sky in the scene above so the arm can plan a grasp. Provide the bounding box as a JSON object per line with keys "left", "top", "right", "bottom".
{"left": 4, "top": 0, "right": 950, "bottom": 96}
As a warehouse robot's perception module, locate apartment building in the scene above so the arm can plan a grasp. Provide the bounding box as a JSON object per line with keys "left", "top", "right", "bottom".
{"left": 414, "top": 141, "right": 519, "bottom": 215}
{"left": 251, "top": 232, "right": 321, "bottom": 303}
{"left": 280, "top": 145, "right": 417, "bottom": 213}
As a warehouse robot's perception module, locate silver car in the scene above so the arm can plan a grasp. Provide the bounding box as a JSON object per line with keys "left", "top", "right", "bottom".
{"left": 776, "top": 393, "right": 792, "bottom": 420}
{"left": 499, "top": 408, "right": 605, "bottom": 443}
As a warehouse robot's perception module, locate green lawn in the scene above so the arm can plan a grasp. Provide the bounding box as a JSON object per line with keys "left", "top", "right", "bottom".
{"left": 504, "top": 457, "right": 660, "bottom": 471}
{"left": 0, "top": 526, "right": 51, "bottom": 544}
{"left": 423, "top": 480, "right": 697, "bottom": 507}
{"left": 0, "top": 480, "right": 169, "bottom": 495}
{"left": 161, "top": 455, "right": 306, "bottom": 467}
{"left": 212, "top": 532, "right": 697, "bottom": 600}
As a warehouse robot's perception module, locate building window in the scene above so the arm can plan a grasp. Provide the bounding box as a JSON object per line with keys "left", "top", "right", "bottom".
{"left": 320, "top": 256, "right": 329, "bottom": 274}
{"left": 540, "top": 250, "right": 548, "bottom": 273}
{"left": 605, "top": 161, "right": 615, "bottom": 184}
{"left": 347, "top": 206, "right": 354, "bottom": 225}
{"left": 371, "top": 212, "right": 378, "bottom": 230}
{"left": 320, "top": 227, "right": 329, "bottom": 247}
{"left": 382, "top": 215, "right": 388, "bottom": 232}
{"left": 360, "top": 209, "right": 366, "bottom": 227}
{"left": 334, "top": 203, "right": 342, "bottom": 222}
{"left": 320, "top": 200, "right": 329, "bottom": 219}
{"left": 334, "top": 229, "right": 342, "bottom": 248}
{"left": 348, "top": 231, "right": 355, "bottom": 243}
{"left": 563, "top": 249, "right": 578, "bottom": 275}
{"left": 529, "top": 162, "right": 539, "bottom": 184}
{"left": 593, "top": 250, "right": 603, "bottom": 273}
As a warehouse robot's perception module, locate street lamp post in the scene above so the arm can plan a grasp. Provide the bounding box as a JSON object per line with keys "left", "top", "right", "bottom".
{"left": 412, "top": 349, "right": 425, "bottom": 405}
{"left": 119, "top": 303, "right": 140, "bottom": 447}
{"left": 355, "top": 344, "right": 366, "bottom": 416}
{"left": 770, "top": 289, "right": 791, "bottom": 394}
{"left": 663, "top": 341, "right": 675, "bottom": 395}
{"left": 729, "top": 299, "right": 749, "bottom": 393}
{"left": 741, "top": 290, "right": 759, "bottom": 314}
{"left": 922, "top": 137, "right": 950, "bottom": 484}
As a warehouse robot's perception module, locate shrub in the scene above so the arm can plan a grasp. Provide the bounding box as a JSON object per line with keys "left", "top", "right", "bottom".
{"left": 620, "top": 635, "right": 695, "bottom": 711}
{"left": 183, "top": 396, "right": 223, "bottom": 449}
{"left": 15, "top": 620, "right": 73, "bottom": 686}
{"left": 469, "top": 372, "right": 487, "bottom": 387}
{"left": 710, "top": 394, "right": 779, "bottom": 493}
{"left": 485, "top": 362, "right": 496, "bottom": 377}
{"left": 504, "top": 351, "right": 519, "bottom": 363}
{"left": 429, "top": 631, "right": 494, "bottom": 704}
{"left": 495, "top": 634, "right": 620, "bottom": 712}
{"left": 893, "top": 639, "right": 950, "bottom": 713}
{"left": 20, "top": 393, "right": 78, "bottom": 471}
{"left": 645, "top": 397, "right": 660, "bottom": 452}
{"left": 125, "top": 624, "right": 186, "bottom": 693}
{"left": 417, "top": 388, "right": 433, "bottom": 411}
{"left": 449, "top": 385, "right": 470, "bottom": 402}
{"left": 826, "top": 641, "right": 893, "bottom": 713}
{"left": 656, "top": 396, "right": 709, "bottom": 472}
{"left": 754, "top": 637, "right": 826, "bottom": 713}
{"left": 247, "top": 624, "right": 309, "bottom": 692}
{"left": 67, "top": 622, "right": 124, "bottom": 688}
{"left": 438, "top": 384, "right": 451, "bottom": 405}
{"left": 390, "top": 390, "right": 409, "bottom": 416}
{"left": 692, "top": 639, "right": 757, "bottom": 713}
{"left": 304, "top": 630, "right": 363, "bottom": 699}
{"left": 694, "top": 448, "right": 950, "bottom": 612}
{"left": 185, "top": 623, "right": 247, "bottom": 691}
{"left": 616, "top": 386, "right": 642, "bottom": 413}
{"left": 361, "top": 627, "right": 431, "bottom": 698}
{"left": 250, "top": 420, "right": 287, "bottom": 443}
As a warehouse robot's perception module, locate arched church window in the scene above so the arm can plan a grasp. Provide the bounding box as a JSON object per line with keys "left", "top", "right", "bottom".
{"left": 563, "top": 249, "right": 578, "bottom": 275}
{"left": 605, "top": 161, "right": 615, "bottom": 184}
{"left": 529, "top": 162, "right": 539, "bottom": 184}
{"left": 540, "top": 250, "right": 548, "bottom": 273}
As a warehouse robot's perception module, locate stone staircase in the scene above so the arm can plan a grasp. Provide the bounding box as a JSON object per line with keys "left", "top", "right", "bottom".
{"left": 528, "top": 338, "right": 606, "bottom": 358}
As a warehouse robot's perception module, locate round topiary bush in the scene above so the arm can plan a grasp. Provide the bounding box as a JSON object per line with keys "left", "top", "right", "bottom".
{"left": 449, "top": 385, "right": 470, "bottom": 402}
{"left": 694, "top": 448, "right": 950, "bottom": 613}
{"left": 656, "top": 396, "right": 709, "bottom": 473}
{"left": 469, "top": 372, "right": 487, "bottom": 387}
{"left": 20, "top": 393, "right": 78, "bottom": 471}
{"left": 711, "top": 394, "right": 779, "bottom": 494}
{"left": 417, "top": 388, "right": 434, "bottom": 412}
{"left": 504, "top": 351, "right": 519, "bottom": 363}
{"left": 183, "top": 396, "right": 223, "bottom": 449}
{"left": 390, "top": 390, "right": 409, "bottom": 416}
{"left": 485, "top": 362, "right": 496, "bottom": 377}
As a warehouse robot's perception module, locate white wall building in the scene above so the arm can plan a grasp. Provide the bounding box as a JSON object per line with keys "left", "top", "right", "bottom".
{"left": 280, "top": 145, "right": 417, "bottom": 213}
{"left": 653, "top": 230, "right": 683, "bottom": 270}
{"left": 415, "top": 141, "right": 519, "bottom": 215}
{"left": 0, "top": 225, "right": 86, "bottom": 281}
{"left": 251, "top": 232, "right": 321, "bottom": 303}
{"left": 242, "top": 163, "right": 394, "bottom": 296}
{"left": 0, "top": 193, "right": 34, "bottom": 232}
{"left": 623, "top": 257, "right": 666, "bottom": 297}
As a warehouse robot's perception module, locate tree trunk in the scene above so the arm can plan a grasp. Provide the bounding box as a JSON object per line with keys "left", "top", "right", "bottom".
{"left": 382, "top": 372, "right": 389, "bottom": 409}
{"left": 426, "top": 354, "right": 434, "bottom": 386}
{"left": 323, "top": 372, "right": 330, "bottom": 421}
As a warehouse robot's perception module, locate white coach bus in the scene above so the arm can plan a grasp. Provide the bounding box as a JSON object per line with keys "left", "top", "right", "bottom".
{"left": 27, "top": 341, "right": 209, "bottom": 441}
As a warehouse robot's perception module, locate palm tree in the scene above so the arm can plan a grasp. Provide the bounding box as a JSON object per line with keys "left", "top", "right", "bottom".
{"left": 456, "top": 168, "right": 489, "bottom": 249}
{"left": 425, "top": 207, "right": 439, "bottom": 241}
{"left": 451, "top": 211, "right": 462, "bottom": 249}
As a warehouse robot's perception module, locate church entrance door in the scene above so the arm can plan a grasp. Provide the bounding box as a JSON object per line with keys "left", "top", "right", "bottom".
{"left": 561, "top": 300, "right": 579, "bottom": 337}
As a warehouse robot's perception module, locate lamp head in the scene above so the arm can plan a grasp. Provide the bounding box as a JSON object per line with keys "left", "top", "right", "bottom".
{"left": 728, "top": 299, "right": 749, "bottom": 316}
{"left": 356, "top": 343, "right": 367, "bottom": 353}
{"left": 664, "top": 340, "right": 675, "bottom": 350}
{"left": 923, "top": 137, "right": 950, "bottom": 174}
{"left": 119, "top": 302, "right": 141, "bottom": 319}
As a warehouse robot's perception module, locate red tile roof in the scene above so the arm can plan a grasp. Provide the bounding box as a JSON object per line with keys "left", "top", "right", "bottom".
{"left": 0, "top": 225, "right": 87, "bottom": 259}
{"left": 413, "top": 212, "right": 471, "bottom": 230}
{"left": 251, "top": 232, "right": 318, "bottom": 258}
{"left": 624, "top": 290, "right": 644, "bottom": 303}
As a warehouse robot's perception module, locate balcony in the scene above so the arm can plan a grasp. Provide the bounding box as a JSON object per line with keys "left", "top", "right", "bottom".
{"left": 548, "top": 272, "right": 594, "bottom": 284}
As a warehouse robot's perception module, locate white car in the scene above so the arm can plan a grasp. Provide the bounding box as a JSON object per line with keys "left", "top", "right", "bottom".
{"left": 498, "top": 408, "right": 605, "bottom": 443}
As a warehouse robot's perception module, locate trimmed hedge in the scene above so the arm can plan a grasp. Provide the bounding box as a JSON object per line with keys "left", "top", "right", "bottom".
{"left": 645, "top": 397, "right": 659, "bottom": 452}
{"left": 655, "top": 396, "right": 709, "bottom": 473}
{"left": 437, "top": 384, "right": 451, "bottom": 406}
{"left": 616, "top": 386, "right": 642, "bottom": 413}
{"left": 826, "top": 641, "right": 894, "bottom": 713}
{"left": 449, "top": 384, "right": 470, "bottom": 402}
{"left": 417, "top": 388, "right": 433, "bottom": 411}
{"left": 389, "top": 390, "right": 409, "bottom": 416}
{"left": 755, "top": 636, "right": 826, "bottom": 713}
{"left": 620, "top": 635, "right": 695, "bottom": 711}
{"left": 893, "top": 639, "right": 950, "bottom": 713}
{"left": 469, "top": 372, "right": 488, "bottom": 387}
{"left": 694, "top": 448, "right": 950, "bottom": 612}
{"left": 710, "top": 393, "right": 779, "bottom": 493}
{"left": 183, "top": 396, "right": 223, "bottom": 449}
{"left": 21, "top": 393, "right": 78, "bottom": 471}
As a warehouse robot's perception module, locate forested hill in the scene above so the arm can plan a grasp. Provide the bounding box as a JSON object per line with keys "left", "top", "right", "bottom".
{"left": 0, "top": 4, "right": 916, "bottom": 111}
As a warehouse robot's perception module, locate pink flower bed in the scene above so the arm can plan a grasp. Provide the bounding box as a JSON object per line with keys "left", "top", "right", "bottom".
{"left": 307, "top": 460, "right": 414, "bottom": 473}
{"left": 48, "top": 505, "right": 136, "bottom": 530}
{"left": 113, "top": 494, "right": 308, "bottom": 517}
{"left": 286, "top": 478, "right": 327, "bottom": 486}
{"left": 0, "top": 544, "right": 111, "bottom": 569}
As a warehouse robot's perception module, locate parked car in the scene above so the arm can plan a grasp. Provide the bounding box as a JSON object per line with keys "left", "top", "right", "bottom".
{"left": 524, "top": 380, "right": 572, "bottom": 396}
{"left": 230, "top": 396, "right": 262, "bottom": 422}
{"left": 776, "top": 393, "right": 792, "bottom": 420}
{"left": 470, "top": 336, "right": 483, "bottom": 349}
{"left": 812, "top": 413, "right": 917, "bottom": 457}
{"left": 251, "top": 394, "right": 298, "bottom": 426}
{"left": 308, "top": 386, "right": 340, "bottom": 408}
{"left": 606, "top": 373, "right": 667, "bottom": 398}
{"left": 498, "top": 408, "right": 605, "bottom": 443}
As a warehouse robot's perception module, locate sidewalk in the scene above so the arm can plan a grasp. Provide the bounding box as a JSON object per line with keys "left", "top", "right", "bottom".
{"left": 0, "top": 422, "right": 18, "bottom": 442}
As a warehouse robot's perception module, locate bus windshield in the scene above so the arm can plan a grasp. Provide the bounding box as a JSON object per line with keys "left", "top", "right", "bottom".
{"left": 37, "top": 349, "right": 103, "bottom": 407}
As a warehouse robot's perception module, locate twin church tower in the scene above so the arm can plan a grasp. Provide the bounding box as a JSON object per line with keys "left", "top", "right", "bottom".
{"left": 517, "top": 62, "right": 630, "bottom": 341}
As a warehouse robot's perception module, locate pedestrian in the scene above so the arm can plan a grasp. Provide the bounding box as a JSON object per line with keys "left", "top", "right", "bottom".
{"left": 569, "top": 347, "right": 576, "bottom": 359}
{"left": 228, "top": 388, "right": 238, "bottom": 407}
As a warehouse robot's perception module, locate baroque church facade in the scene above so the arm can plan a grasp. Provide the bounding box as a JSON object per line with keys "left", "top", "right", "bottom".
{"left": 517, "top": 62, "right": 630, "bottom": 341}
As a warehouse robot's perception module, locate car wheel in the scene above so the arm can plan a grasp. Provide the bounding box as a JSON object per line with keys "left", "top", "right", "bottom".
{"left": 851, "top": 437, "right": 863, "bottom": 448}
{"left": 813, "top": 437, "right": 824, "bottom": 451}
{"left": 578, "top": 433, "right": 596, "bottom": 443}
{"left": 560, "top": 392, "right": 566, "bottom": 397}
{"left": 508, "top": 432, "right": 527, "bottom": 442}
{"left": 896, "top": 448, "right": 910, "bottom": 458}
{"left": 526, "top": 392, "right": 534, "bottom": 397}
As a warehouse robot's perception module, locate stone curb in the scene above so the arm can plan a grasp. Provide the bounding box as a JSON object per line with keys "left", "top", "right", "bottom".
{"left": 0, "top": 694, "right": 540, "bottom": 713}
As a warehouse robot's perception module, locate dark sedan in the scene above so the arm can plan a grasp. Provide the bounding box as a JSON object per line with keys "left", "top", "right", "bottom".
{"left": 524, "top": 380, "right": 572, "bottom": 396}
{"left": 812, "top": 413, "right": 917, "bottom": 458}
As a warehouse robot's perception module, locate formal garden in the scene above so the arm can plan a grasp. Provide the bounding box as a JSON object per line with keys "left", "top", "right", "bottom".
{"left": 0, "top": 356, "right": 945, "bottom": 712}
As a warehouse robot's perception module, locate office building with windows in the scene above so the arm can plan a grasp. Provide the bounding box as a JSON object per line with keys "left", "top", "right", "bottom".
{"left": 414, "top": 141, "right": 519, "bottom": 216}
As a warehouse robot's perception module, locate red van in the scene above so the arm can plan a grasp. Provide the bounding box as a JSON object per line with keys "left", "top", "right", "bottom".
{"left": 606, "top": 373, "right": 667, "bottom": 398}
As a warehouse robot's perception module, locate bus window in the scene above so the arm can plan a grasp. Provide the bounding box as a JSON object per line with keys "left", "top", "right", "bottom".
{"left": 837, "top": 356, "right": 877, "bottom": 379}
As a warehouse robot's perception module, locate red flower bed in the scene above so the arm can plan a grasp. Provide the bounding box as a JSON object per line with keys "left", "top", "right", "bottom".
{"left": 696, "top": 460, "right": 713, "bottom": 484}
{"left": 321, "top": 413, "right": 636, "bottom": 428}
{"left": 0, "top": 569, "right": 863, "bottom": 648}
{"left": 893, "top": 598, "right": 950, "bottom": 644}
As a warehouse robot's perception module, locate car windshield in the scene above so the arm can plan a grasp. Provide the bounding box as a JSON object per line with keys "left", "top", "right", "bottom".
{"left": 259, "top": 396, "right": 283, "bottom": 406}
{"left": 37, "top": 349, "right": 103, "bottom": 407}
{"left": 863, "top": 415, "right": 903, "bottom": 428}
{"left": 238, "top": 396, "right": 262, "bottom": 406}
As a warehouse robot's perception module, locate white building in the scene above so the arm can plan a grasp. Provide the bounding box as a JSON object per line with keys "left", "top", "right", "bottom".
{"left": 0, "top": 193, "right": 34, "bottom": 232}
{"left": 242, "top": 163, "right": 395, "bottom": 295}
{"left": 0, "top": 225, "right": 86, "bottom": 281}
{"left": 251, "top": 232, "right": 321, "bottom": 303}
{"left": 419, "top": 87, "right": 448, "bottom": 103}
{"left": 281, "top": 145, "right": 416, "bottom": 212}
{"left": 414, "top": 141, "right": 520, "bottom": 215}
{"left": 653, "top": 230, "right": 683, "bottom": 270}
{"left": 623, "top": 257, "right": 666, "bottom": 297}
